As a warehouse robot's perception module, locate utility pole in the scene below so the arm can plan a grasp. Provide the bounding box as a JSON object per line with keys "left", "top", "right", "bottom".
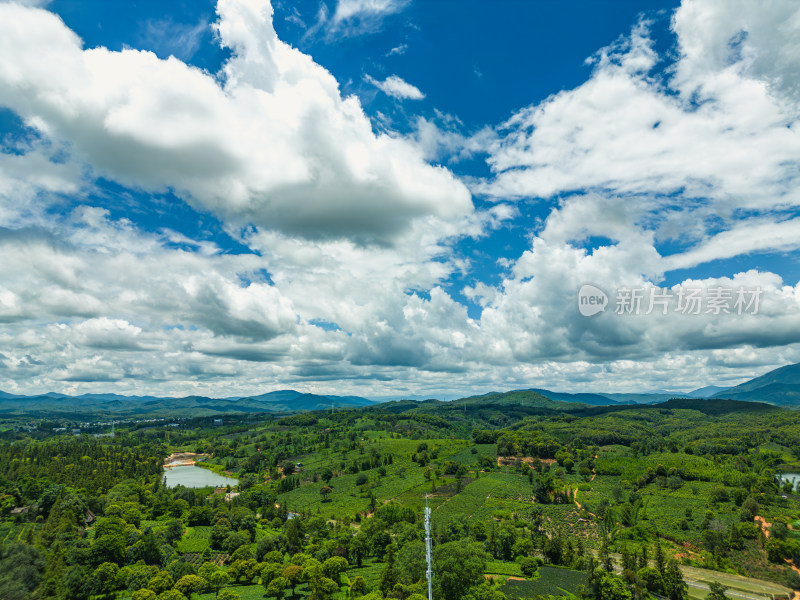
{"left": 425, "top": 495, "right": 433, "bottom": 600}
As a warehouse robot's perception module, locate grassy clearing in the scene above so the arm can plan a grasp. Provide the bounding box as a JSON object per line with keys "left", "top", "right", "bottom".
{"left": 486, "top": 561, "right": 523, "bottom": 576}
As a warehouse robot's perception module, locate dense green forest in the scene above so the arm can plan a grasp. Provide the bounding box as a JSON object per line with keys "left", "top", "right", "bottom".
{"left": 1, "top": 395, "right": 799, "bottom": 600}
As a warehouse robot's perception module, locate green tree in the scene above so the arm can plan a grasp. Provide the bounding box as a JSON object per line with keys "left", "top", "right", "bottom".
{"left": 729, "top": 523, "right": 744, "bottom": 550}
{"left": 706, "top": 581, "right": 730, "bottom": 600}
{"left": 636, "top": 567, "right": 663, "bottom": 593}
{"left": 350, "top": 575, "right": 368, "bottom": 597}
{"left": 320, "top": 485, "right": 333, "bottom": 502}
{"left": 322, "top": 556, "right": 348, "bottom": 582}
{"left": 351, "top": 533, "right": 368, "bottom": 567}
{"left": 654, "top": 542, "right": 666, "bottom": 577}
{"left": 266, "top": 576, "right": 289, "bottom": 600}
{"left": 129, "top": 530, "right": 165, "bottom": 565}
{"left": 208, "top": 570, "right": 231, "bottom": 597}
{"left": 132, "top": 590, "right": 158, "bottom": 600}
{"left": 224, "top": 531, "right": 252, "bottom": 554}
{"left": 663, "top": 559, "right": 688, "bottom": 600}
{"left": 90, "top": 562, "right": 122, "bottom": 597}
{"left": 309, "top": 576, "right": 339, "bottom": 600}
{"left": 261, "top": 562, "right": 284, "bottom": 586}
{"left": 284, "top": 518, "right": 304, "bottom": 554}
{"left": 434, "top": 541, "right": 488, "bottom": 600}
{"left": 468, "top": 582, "right": 508, "bottom": 600}
{"left": 164, "top": 519, "right": 184, "bottom": 545}
{"left": 771, "top": 522, "right": 790, "bottom": 540}
{"left": 231, "top": 544, "right": 255, "bottom": 562}
{"left": 0, "top": 542, "right": 47, "bottom": 598}
{"left": 210, "top": 520, "right": 233, "bottom": 550}
{"left": 148, "top": 571, "right": 175, "bottom": 595}
{"left": 597, "top": 572, "right": 632, "bottom": 600}
{"left": 175, "top": 574, "right": 208, "bottom": 597}
{"left": 228, "top": 558, "right": 259, "bottom": 583}
{"left": 472, "top": 521, "right": 487, "bottom": 541}
{"left": 282, "top": 564, "right": 303, "bottom": 595}
{"left": 396, "top": 540, "right": 426, "bottom": 584}
{"left": 518, "top": 556, "right": 540, "bottom": 578}
{"left": 512, "top": 538, "right": 534, "bottom": 559}
{"left": 198, "top": 561, "right": 218, "bottom": 583}
{"left": 495, "top": 522, "right": 517, "bottom": 560}
{"left": 127, "top": 564, "right": 160, "bottom": 593}
{"left": 90, "top": 529, "right": 127, "bottom": 566}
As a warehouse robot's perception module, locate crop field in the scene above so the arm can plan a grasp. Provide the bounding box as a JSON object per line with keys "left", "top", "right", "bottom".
{"left": 433, "top": 475, "right": 513, "bottom": 524}
{"left": 390, "top": 478, "right": 449, "bottom": 513}
{"left": 448, "top": 443, "right": 497, "bottom": 467}
{"left": 347, "top": 557, "right": 385, "bottom": 587}
{"left": 255, "top": 527, "right": 279, "bottom": 540}
{"left": 176, "top": 525, "right": 212, "bottom": 553}
{"left": 279, "top": 471, "right": 373, "bottom": 517}
{"left": 370, "top": 465, "right": 427, "bottom": 501}
{"left": 431, "top": 470, "right": 576, "bottom": 528}
{"left": 0, "top": 522, "right": 34, "bottom": 545}
{"left": 279, "top": 436, "right": 509, "bottom": 521}
{"left": 500, "top": 565, "right": 587, "bottom": 599}
{"left": 639, "top": 484, "right": 735, "bottom": 545}
{"left": 595, "top": 449, "right": 737, "bottom": 484}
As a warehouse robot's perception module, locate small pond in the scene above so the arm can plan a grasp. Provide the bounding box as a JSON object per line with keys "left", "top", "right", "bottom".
{"left": 163, "top": 465, "right": 238, "bottom": 489}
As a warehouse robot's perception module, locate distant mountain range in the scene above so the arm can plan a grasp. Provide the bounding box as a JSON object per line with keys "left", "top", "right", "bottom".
{"left": 490, "top": 363, "right": 800, "bottom": 409}
{"left": 0, "top": 389, "right": 375, "bottom": 418}
{"left": 3, "top": 362, "right": 800, "bottom": 418}
{"left": 710, "top": 363, "right": 800, "bottom": 406}
{"left": 688, "top": 385, "right": 729, "bottom": 398}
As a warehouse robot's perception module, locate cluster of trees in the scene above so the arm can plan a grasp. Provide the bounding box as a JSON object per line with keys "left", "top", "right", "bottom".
{"left": 609, "top": 543, "right": 688, "bottom": 600}
{"left": 0, "top": 438, "right": 163, "bottom": 512}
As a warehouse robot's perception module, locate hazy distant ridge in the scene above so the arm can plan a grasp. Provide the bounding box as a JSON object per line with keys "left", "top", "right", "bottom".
{"left": 0, "top": 389, "right": 375, "bottom": 417}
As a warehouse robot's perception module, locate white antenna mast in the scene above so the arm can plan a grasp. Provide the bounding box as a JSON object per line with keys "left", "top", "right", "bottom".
{"left": 425, "top": 495, "right": 433, "bottom": 600}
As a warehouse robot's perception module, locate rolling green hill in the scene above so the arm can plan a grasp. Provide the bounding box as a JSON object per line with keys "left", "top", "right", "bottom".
{"left": 713, "top": 362, "right": 800, "bottom": 406}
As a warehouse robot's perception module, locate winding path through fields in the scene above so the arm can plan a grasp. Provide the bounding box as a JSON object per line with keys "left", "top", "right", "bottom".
{"left": 573, "top": 456, "right": 598, "bottom": 518}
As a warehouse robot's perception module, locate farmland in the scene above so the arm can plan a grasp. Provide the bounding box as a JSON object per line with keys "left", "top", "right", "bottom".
{"left": 1, "top": 395, "right": 800, "bottom": 600}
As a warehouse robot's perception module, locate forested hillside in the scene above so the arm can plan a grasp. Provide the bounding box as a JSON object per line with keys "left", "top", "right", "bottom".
{"left": 1, "top": 398, "right": 799, "bottom": 600}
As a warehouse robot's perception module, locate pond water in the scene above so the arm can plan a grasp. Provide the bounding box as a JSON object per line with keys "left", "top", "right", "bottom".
{"left": 163, "top": 465, "right": 238, "bottom": 489}
{"left": 778, "top": 472, "right": 800, "bottom": 489}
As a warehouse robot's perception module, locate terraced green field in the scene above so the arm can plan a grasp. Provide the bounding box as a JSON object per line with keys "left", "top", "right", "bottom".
{"left": 176, "top": 525, "right": 212, "bottom": 553}
{"left": 500, "top": 565, "right": 587, "bottom": 599}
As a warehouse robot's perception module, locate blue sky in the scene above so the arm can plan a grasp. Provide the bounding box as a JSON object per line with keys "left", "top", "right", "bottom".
{"left": 1, "top": 0, "right": 800, "bottom": 399}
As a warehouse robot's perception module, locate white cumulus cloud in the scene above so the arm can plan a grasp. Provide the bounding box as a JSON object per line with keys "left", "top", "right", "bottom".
{"left": 366, "top": 74, "right": 425, "bottom": 100}
{"left": 330, "top": 0, "right": 410, "bottom": 36}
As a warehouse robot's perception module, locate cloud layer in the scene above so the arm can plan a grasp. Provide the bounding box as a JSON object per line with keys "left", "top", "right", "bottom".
{"left": 0, "top": 0, "right": 800, "bottom": 399}
{"left": 0, "top": 0, "right": 469, "bottom": 244}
